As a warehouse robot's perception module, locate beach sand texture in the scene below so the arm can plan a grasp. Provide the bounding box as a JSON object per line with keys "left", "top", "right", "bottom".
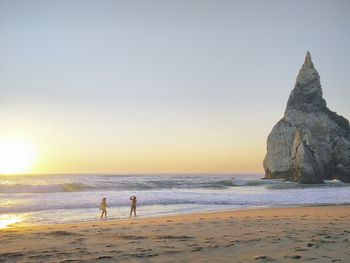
{"left": 1, "top": 205, "right": 349, "bottom": 263}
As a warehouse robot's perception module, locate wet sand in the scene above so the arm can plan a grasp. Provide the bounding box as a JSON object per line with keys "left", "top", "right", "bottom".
{"left": 1, "top": 205, "right": 350, "bottom": 262}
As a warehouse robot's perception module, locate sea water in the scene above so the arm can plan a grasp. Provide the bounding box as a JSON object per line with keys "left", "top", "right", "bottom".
{"left": 1, "top": 174, "right": 350, "bottom": 227}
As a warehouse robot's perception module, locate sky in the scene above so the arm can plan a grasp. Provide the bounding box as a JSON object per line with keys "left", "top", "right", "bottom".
{"left": 0, "top": 0, "right": 349, "bottom": 174}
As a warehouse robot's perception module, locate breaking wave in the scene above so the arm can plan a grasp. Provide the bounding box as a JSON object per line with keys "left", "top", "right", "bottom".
{"left": 0, "top": 175, "right": 348, "bottom": 194}
{"left": 1, "top": 174, "right": 350, "bottom": 224}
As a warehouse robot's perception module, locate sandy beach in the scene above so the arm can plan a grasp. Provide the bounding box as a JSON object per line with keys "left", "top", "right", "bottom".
{"left": 1, "top": 205, "right": 349, "bottom": 263}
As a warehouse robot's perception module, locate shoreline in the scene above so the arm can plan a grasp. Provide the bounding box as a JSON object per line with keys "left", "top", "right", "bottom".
{"left": 0, "top": 203, "right": 350, "bottom": 230}
{"left": 1, "top": 205, "right": 350, "bottom": 262}
{"left": 3, "top": 205, "right": 350, "bottom": 230}
{"left": 3, "top": 173, "right": 350, "bottom": 231}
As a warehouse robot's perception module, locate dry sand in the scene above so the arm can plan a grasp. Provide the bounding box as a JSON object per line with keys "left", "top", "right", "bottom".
{"left": 1, "top": 205, "right": 350, "bottom": 262}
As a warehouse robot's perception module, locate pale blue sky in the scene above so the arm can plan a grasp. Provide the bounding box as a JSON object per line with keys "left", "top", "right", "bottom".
{"left": 0, "top": 0, "right": 349, "bottom": 173}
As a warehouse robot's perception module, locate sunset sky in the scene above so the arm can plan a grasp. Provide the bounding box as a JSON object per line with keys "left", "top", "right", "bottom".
{"left": 0, "top": 0, "right": 349, "bottom": 174}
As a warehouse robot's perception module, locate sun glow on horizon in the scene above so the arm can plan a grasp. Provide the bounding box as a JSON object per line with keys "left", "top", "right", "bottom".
{"left": 0, "top": 139, "right": 38, "bottom": 174}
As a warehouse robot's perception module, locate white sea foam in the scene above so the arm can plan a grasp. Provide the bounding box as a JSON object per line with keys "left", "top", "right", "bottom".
{"left": 1, "top": 174, "right": 349, "bottom": 226}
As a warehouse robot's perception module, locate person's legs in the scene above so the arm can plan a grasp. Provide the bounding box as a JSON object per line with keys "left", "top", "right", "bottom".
{"left": 101, "top": 209, "right": 107, "bottom": 219}
{"left": 130, "top": 206, "right": 136, "bottom": 217}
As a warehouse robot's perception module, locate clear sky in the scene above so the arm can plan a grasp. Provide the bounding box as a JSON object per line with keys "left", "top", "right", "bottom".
{"left": 0, "top": 0, "right": 349, "bottom": 174}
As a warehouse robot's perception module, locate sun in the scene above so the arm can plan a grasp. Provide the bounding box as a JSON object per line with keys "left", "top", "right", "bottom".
{"left": 0, "top": 139, "right": 38, "bottom": 174}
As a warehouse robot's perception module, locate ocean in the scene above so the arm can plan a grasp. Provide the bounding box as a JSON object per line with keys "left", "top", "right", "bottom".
{"left": 1, "top": 173, "right": 350, "bottom": 228}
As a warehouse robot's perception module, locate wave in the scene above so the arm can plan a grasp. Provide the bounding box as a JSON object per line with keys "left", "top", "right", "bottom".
{"left": 1, "top": 175, "right": 349, "bottom": 194}
{"left": 0, "top": 179, "right": 277, "bottom": 193}
{"left": 0, "top": 177, "right": 243, "bottom": 193}
{"left": 2, "top": 184, "right": 350, "bottom": 214}
{"left": 0, "top": 183, "right": 96, "bottom": 193}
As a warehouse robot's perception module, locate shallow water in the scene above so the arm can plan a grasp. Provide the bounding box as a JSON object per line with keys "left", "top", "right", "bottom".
{"left": 1, "top": 173, "right": 350, "bottom": 227}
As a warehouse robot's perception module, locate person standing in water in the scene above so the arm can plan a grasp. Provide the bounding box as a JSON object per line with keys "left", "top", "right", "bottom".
{"left": 130, "top": 196, "right": 137, "bottom": 217}
{"left": 100, "top": 197, "right": 109, "bottom": 219}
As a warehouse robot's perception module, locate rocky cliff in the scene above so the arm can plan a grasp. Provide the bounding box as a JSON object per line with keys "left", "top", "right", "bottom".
{"left": 263, "top": 51, "right": 350, "bottom": 183}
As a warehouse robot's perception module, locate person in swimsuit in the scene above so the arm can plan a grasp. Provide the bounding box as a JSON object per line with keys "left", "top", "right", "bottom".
{"left": 100, "top": 197, "right": 108, "bottom": 219}
{"left": 130, "top": 196, "right": 137, "bottom": 217}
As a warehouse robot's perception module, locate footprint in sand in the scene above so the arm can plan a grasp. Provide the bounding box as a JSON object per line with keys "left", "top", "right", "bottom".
{"left": 27, "top": 254, "right": 53, "bottom": 259}
{"left": 286, "top": 255, "right": 301, "bottom": 259}
{"left": 95, "top": 255, "right": 113, "bottom": 260}
{"left": 188, "top": 243, "right": 198, "bottom": 247}
{"left": 295, "top": 248, "right": 307, "bottom": 252}
{"left": 191, "top": 247, "right": 203, "bottom": 252}
{"left": 137, "top": 248, "right": 153, "bottom": 252}
{"left": 105, "top": 244, "right": 116, "bottom": 248}
{"left": 225, "top": 242, "right": 235, "bottom": 247}
{"left": 254, "top": 255, "right": 273, "bottom": 261}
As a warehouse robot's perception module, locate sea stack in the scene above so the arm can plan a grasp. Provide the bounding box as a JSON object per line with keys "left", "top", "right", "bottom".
{"left": 263, "top": 51, "right": 350, "bottom": 184}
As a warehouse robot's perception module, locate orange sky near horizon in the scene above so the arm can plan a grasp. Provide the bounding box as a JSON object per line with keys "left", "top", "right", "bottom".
{"left": 32, "top": 131, "right": 267, "bottom": 175}
{"left": 0, "top": 139, "right": 266, "bottom": 175}
{"left": 0, "top": 108, "right": 268, "bottom": 174}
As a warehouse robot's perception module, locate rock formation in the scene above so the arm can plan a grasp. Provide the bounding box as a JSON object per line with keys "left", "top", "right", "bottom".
{"left": 263, "top": 51, "right": 350, "bottom": 183}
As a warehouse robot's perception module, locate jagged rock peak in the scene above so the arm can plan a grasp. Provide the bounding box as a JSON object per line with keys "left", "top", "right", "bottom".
{"left": 304, "top": 51, "right": 314, "bottom": 68}
{"left": 286, "top": 51, "right": 324, "bottom": 112}
{"left": 295, "top": 51, "right": 320, "bottom": 87}
{"left": 264, "top": 52, "right": 350, "bottom": 184}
